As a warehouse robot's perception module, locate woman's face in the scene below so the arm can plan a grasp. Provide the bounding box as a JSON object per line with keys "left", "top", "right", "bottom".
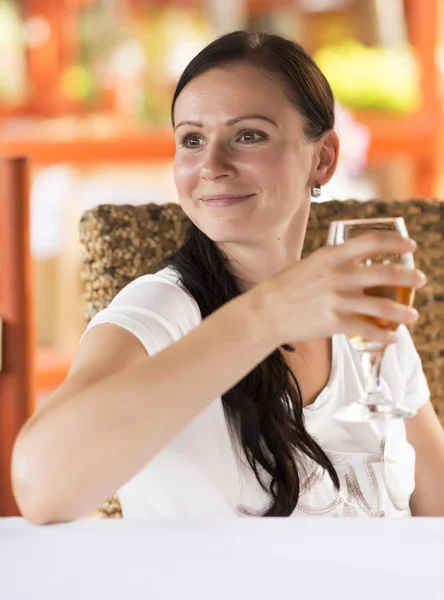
{"left": 173, "top": 63, "right": 321, "bottom": 245}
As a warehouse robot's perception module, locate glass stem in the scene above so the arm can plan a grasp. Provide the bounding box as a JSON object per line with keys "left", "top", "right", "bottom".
{"left": 359, "top": 349, "right": 386, "bottom": 404}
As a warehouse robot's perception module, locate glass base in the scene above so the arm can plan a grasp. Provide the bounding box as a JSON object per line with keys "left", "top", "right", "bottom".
{"left": 335, "top": 401, "right": 417, "bottom": 423}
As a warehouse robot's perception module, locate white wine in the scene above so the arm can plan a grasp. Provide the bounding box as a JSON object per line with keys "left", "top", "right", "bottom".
{"left": 328, "top": 216, "right": 418, "bottom": 421}
{"left": 350, "top": 285, "right": 415, "bottom": 346}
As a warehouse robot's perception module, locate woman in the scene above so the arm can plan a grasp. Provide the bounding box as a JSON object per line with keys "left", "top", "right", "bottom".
{"left": 12, "top": 32, "right": 444, "bottom": 522}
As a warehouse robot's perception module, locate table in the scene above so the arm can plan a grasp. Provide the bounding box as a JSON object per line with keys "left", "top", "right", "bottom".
{"left": 1, "top": 517, "right": 443, "bottom": 599}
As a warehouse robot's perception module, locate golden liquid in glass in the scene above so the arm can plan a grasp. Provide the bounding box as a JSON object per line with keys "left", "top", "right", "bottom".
{"left": 350, "top": 285, "right": 415, "bottom": 346}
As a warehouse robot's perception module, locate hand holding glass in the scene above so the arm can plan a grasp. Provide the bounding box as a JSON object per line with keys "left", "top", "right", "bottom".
{"left": 328, "top": 217, "right": 418, "bottom": 422}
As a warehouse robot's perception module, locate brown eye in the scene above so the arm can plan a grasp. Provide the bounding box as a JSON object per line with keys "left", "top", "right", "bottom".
{"left": 181, "top": 134, "right": 203, "bottom": 149}
{"left": 237, "top": 130, "right": 268, "bottom": 144}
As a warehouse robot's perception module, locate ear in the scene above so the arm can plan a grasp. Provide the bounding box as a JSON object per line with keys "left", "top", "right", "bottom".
{"left": 310, "top": 129, "right": 340, "bottom": 187}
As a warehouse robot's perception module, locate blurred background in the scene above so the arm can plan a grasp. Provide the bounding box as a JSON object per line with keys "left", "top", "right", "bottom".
{"left": 1, "top": 0, "right": 443, "bottom": 405}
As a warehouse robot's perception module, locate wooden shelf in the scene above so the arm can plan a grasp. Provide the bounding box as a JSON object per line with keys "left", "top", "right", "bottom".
{"left": 1, "top": 111, "right": 440, "bottom": 167}
{"left": 354, "top": 110, "right": 442, "bottom": 162}
{"left": 0, "top": 131, "right": 176, "bottom": 166}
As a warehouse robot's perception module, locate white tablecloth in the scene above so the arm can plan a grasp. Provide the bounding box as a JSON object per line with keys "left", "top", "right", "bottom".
{"left": 1, "top": 517, "right": 443, "bottom": 599}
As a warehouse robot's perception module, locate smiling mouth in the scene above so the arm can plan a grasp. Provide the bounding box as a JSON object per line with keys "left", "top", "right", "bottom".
{"left": 201, "top": 194, "right": 256, "bottom": 207}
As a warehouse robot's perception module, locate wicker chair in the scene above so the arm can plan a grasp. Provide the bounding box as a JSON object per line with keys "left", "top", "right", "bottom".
{"left": 79, "top": 199, "right": 444, "bottom": 518}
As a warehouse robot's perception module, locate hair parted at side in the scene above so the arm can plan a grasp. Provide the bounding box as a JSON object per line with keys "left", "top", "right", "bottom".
{"left": 171, "top": 30, "right": 335, "bottom": 139}
{"left": 166, "top": 31, "right": 339, "bottom": 516}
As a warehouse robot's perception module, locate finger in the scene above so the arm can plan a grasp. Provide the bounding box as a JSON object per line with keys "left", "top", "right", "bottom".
{"left": 339, "top": 294, "right": 419, "bottom": 327}
{"left": 340, "top": 316, "right": 399, "bottom": 347}
{"left": 337, "top": 264, "right": 427, "bottom": 292}
{"left": 328, "top": 232, "right": 416, "bottom": 265}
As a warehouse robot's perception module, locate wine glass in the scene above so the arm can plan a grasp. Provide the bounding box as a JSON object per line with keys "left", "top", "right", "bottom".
{"left": 327, "top": 217, "right": 417, "bottom": 422}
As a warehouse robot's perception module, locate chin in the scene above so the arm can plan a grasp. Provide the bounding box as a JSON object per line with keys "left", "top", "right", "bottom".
{"left": 200, "top": 223, "right": 249, "bottom": 245}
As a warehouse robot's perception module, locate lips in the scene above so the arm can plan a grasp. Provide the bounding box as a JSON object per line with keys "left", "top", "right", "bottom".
{"left": 201, "top": 194, "right": 255, "bottom": 207}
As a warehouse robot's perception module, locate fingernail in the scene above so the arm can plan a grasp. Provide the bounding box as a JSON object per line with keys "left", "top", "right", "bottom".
{"left": 409, "top": 239, "right": 417, "bottom": 249}
{"left": 409, "top": 308, "right": 419, "bottom": 320}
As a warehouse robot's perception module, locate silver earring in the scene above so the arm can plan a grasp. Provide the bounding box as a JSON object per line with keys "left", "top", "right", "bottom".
{"left": 311, "top": 183, "right": 322, "bottom": 198}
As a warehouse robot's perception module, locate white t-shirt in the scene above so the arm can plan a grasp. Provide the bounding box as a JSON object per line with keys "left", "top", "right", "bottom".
{"left": 83, "top": 267, "right": 430, "bottom": 518}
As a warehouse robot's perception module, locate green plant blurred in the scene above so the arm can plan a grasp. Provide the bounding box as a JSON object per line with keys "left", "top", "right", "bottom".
{"left": 59, "top": 64, "right": 99, "bottom": 105}
{"left": 314, "top": 40, "right": 422, "bottom": 114}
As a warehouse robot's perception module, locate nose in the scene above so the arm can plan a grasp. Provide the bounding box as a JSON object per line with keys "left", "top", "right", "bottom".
{"left": 200, "top": 141, "right": 236, "bottom": 181}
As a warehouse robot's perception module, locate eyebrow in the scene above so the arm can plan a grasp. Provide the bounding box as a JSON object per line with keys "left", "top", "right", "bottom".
{"left": 173, "top": 114, "right": 278, "bottom": 131}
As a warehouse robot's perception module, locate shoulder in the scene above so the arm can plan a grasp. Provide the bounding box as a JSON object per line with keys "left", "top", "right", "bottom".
{"left": 111, "top": 267, "right": 200, "bottom": 324}
{"left": 84, "top": 267, "right": 202, "bottom": 352}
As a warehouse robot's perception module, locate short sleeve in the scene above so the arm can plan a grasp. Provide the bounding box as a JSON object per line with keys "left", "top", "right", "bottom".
{"left": 395, "top": 325, "right": 430, "bottom": 411}
{"left": 80, "top": 268, "right": 201, "bottom": 357}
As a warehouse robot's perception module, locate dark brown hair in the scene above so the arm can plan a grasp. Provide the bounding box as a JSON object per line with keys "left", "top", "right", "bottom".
{"left": 167, "top": 31, "right": 339, "bottom": 516}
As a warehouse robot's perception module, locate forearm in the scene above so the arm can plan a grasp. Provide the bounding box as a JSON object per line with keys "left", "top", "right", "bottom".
{"left": 406, "top": 401, "right": 444, "bottom": 516}
{"left": 12, "top": 287, "right": 275, "bottom": 523}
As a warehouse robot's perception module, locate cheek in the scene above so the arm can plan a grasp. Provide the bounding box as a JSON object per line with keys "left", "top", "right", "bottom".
{"left": 238, "top": 151, "right": 280, "bottom": 186}
{"left": 173, "top": 155, "right": 200, "bottom": 197}
{"left": 267, "top": 148, "right": 308, "bottom": 195}
{"left": 243, "top": 150, "right": 292, "bottom": 194}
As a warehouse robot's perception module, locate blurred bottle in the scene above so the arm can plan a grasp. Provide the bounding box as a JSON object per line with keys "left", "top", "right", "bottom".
{"left": 0, "top": 0, "right": 28, "bottom": 106}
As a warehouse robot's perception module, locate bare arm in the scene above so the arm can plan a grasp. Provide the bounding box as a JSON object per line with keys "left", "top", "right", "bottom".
{"left": 12, "top": 232, "right": 423, "bottom": 524}
{"left": 12, "top": 290, "right": 272, "bottom": 524}
{"left": 406, "top": 401, "right": 444, "bottom": 516}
